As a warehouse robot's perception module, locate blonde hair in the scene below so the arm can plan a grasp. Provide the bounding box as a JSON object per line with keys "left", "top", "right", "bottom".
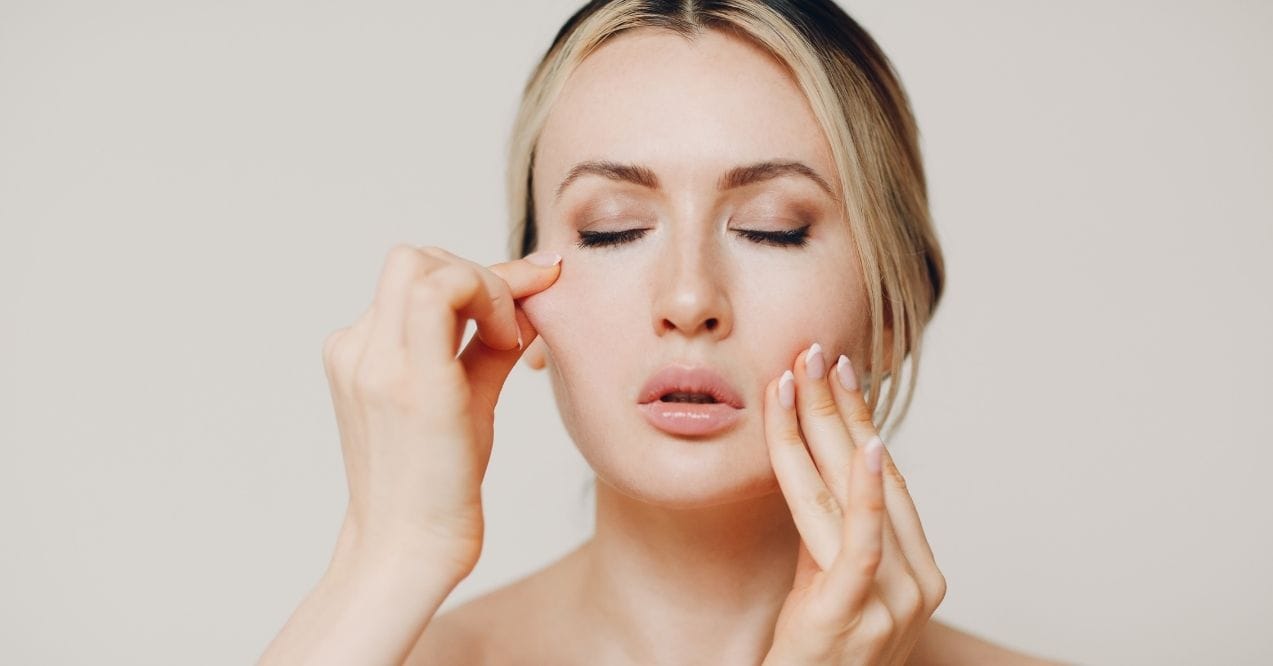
{"left": 504, "top": 0, "right": 945, "bottom": 440}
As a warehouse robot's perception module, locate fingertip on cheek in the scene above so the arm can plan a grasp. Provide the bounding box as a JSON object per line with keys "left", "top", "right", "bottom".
{"left": 835, "top": 354, "right": 858, "bottom": 391}
{"left": 777, "top": 370, "right": 796, "bottom": 409}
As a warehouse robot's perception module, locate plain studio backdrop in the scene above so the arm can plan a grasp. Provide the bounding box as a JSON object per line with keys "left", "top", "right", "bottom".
{"left": 2, "top": 1, "right": 1270, "bottom": 664}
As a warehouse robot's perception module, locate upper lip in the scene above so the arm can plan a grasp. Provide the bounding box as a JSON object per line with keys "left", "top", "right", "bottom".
{"left": 637, "top": 363, "right": 745, "bottom": 409}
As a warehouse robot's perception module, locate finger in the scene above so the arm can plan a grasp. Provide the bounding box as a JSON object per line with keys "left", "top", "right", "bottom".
{"left": 486, "top": 250, "right": 562, "bottom": 300}
{"left": 419, "top": 246, "right": 524, "bottom": 353}
{"left": 831, "top": 353, "right": 943, "bottom": 599}
{"left": 365, "top": 245, "right": 530, "bottom": 363}
{"left": 323, "top": 303, "right": 377, "bottom": 389}
{"left": 365, "top": 244, "right": 434, "bottom": 356}
{"left": 823, "top": 435, "right": 886, "bottom": 620}
{"left": 789, "top": 342, "right": 854, "bottom": 506}
{"left": 321, "top": 307, "right": 376, "bottom": 498}
{"left": 763, "top": 370, "right": 842, "bottom": 571}
{"left": 400, "top": 264, "right": 490, "bottom": 373}
{"left": 459, "top": 305, "right": 538, "bottom": 412}
{"left": 792, "top": 344, "right": 920, "bottom": 616}
{"left": 457, "top": 250, "right": 563, "bottom": 409}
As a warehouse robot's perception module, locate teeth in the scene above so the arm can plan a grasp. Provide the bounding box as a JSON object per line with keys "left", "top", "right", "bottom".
{"left": 661, "top": 392, "right": 717, "bottom": 403}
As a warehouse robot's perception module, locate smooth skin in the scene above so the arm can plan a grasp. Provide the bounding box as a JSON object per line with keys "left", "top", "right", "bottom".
{"left": 257, "top": 245, "right": 563, "bottom": 665}
{"left": 761, "top": 346, "right": 942, "bottom": 664}
{"left": 258, "top": 243, "right": 1059, "bottom": 665}
{"left": 260, "top": 25, "right": 1065, "bottom": 666}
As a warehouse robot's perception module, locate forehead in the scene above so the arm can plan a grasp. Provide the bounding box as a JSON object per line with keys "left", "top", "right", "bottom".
{"left": 535, "top": 27, "right": 834, "bottom": 189}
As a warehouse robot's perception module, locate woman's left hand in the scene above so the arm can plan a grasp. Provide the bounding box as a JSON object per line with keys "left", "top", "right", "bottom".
{"left": 761, "top": 343, "right": 947, "bottom": 665}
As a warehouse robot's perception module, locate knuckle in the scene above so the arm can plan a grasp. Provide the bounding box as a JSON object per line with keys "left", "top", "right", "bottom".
{"left": 847, "top": 406, "right": 876, "bottom": 430}
{"left": 807, "top": 488, "right": 841, "bottom": 516}
{"left": 386, "top": 243, "right": 423, "bottom": 270}
{"left": 931, "top": 570, "right": 949, "bottom": 608}
{"left": 807, "top": 393, "right": 840, "bottom": 418}
{"left": 884, "top": 461, "right": 908, "bottom": 491}
{"left": 331, "top": 349, "right": 360, "bottom": 385}
{"left": 857, "top": 544, "right": 883, "bottom": 573}
{"left": 322, "top": 328, "right": 347, "bottom": 364}
{"left": 488, "top": 278, "right": 511, "bottom": 309}
{"left": 418, "top": 245, "right": 453, "bottom": 260}
{"left": 336, "top": 334, "right": 365, "bottom": 369}
{"left": 870, "top": 609, "right": 895, "bottom": 641}
{"left": 898, "top": 578, "right": 925, "bottom": 618}
{"left": 863, "top": 491, "right": 887, "bottom": 512}
{"left": 778, "top": 426, "right": 805, "bottom": 449}
{"left": 323, "top": 330, "right": 360, "bottom": 382}
{"left": 426, "top": 263, "right": 482, "bottom": 298}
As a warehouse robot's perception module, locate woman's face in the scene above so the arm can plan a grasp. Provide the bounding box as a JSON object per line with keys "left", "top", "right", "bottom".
{"left": 519, "top": 27, "right": 872, "bottom": 508}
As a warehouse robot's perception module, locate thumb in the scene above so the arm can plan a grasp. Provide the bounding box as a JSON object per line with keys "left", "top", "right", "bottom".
{"left": 487, "top": 250, "right": 562, "bottom": 299}
{"left": 459, "top": 250, "right": 560, "bottom": 410}
{"left": 458, "top": 300, "right": 540, "bottom": 413}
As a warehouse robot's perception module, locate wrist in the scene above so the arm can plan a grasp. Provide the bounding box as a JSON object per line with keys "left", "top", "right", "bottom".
{"left": 259, "top": 532, "right": 465, "bottom": 665}
{"left": 331, "top": 517, "right": 476, "bottom": 591}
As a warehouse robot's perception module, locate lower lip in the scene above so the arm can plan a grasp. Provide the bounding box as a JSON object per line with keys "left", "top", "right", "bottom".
{"left": 637, "top": 401, "right": 744, "bottom": 437}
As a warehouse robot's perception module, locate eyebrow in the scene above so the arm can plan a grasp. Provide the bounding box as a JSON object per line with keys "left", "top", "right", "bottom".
{"left": 553, "top": 159, "right": 839, "bottom": 202}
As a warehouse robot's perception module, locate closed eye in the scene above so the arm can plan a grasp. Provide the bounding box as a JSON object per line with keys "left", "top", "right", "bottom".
{"left": 577, "top": 228, "right": 648, "bottom": 248}
{"left": 735, "top": 225, "right": 811, "bottom": 248}
{"left": 577, "top": 225, "right": 811, "bottom": 249}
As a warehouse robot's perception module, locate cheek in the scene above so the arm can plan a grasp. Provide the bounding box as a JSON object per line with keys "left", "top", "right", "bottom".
{"left": 739, "top": 263, "right": 868, "bottom": 375}
{"left": 518, "top": 259, "right": 635, "bottom": 360}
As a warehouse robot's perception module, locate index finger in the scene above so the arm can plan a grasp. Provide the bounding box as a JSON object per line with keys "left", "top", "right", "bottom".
{"left": 820, "top": 436, "right": 886, "bottom": 621}
{"left": 488, "top": 250, "right": 563, "bottom": 299}
{"left": 830, "top": 354, "right": 940, "bottom": 573}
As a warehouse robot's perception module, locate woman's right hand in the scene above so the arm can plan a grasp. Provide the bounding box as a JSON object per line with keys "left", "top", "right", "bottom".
{"left": 320, "top": 244, "right": 562, "bottom": 585}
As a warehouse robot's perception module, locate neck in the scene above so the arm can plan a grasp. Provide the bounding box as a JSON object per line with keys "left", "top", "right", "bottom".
{"left": 577, "top": 475, "right": 800, "bottom": 665}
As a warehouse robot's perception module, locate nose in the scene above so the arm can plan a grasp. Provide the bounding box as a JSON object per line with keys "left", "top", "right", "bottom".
{"left": 649, "top": 230, "right": 734, "bottom": 340}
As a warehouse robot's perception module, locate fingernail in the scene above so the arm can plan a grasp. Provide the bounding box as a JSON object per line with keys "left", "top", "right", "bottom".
{"left": 779, "top": 370, "right": 795, "bottom": 409}
{"left": 525, "top": 250, "right": 561, "bottom": 267}
{"left": 805, "top": 342, "right": 824, "bottom": 380}
{"left": 516, "top": 331, "right": 524, "bottom": 351}
{"left": 836, "top": 354, "right": 858, "bottom": 391}
{"left": 865, "top": 436, "right": 883, "bottom": 474}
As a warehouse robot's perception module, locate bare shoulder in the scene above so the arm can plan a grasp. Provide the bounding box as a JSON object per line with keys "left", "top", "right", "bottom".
{"left": 404, "top": 547, "right": 587, "bottom": 666}
{"left": 404, "top": 600, "right": 487, "bottom": 665}
{"left": 403, "top": 579, "right": 527, "bottom": 666}
{"left": 909, "top": 619, "right": 1070, "bottom": 666}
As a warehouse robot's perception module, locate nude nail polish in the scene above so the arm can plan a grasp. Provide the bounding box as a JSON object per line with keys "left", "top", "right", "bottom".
{"left": 836, "top": 354, "right": 858, "bottom": 391}
{"left": 779, "top": 370, "right": 795, "bottom": 409}
{"left": 805, "top": 342, "right": 824, "bottom": 380}
{"left": 525, "top": 250, "right": 561, "bottom": 267}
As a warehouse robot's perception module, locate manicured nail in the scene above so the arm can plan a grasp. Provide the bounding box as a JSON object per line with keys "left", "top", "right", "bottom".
{"left": 779, "top": 370, "right": 795, "bottom": 409}
{"left": 516, "top": 331, "right": 524, "bottom": 351}
{"left": 805, "top": 342, "right": 824, "bottom": 380}
{"left": 836, "top": 354, "right": 858, "bottom": 391}
{"left": 525, "top": 250, "right": 561, "bottom": 267}
{"left": 865, "top": 436, "right": 883, "bottom": 474}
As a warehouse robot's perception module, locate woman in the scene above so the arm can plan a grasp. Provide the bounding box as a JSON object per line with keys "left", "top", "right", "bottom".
{"left": 261, "top": 1, "right": 1063, "bottom": 663}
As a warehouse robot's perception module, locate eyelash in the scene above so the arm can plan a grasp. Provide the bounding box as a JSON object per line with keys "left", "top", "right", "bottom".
{"left": 576, "top": 225, "right": 812, "bottom": 249}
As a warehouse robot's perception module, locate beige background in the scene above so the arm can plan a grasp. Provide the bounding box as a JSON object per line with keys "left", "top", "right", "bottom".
{"left": 2, "top": 1, "right": 1270, "bottom": 663}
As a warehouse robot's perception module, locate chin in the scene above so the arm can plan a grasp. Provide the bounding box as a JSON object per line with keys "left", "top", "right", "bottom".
{"left": 573, "top": 417, "right": 782, "bottom": 509}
